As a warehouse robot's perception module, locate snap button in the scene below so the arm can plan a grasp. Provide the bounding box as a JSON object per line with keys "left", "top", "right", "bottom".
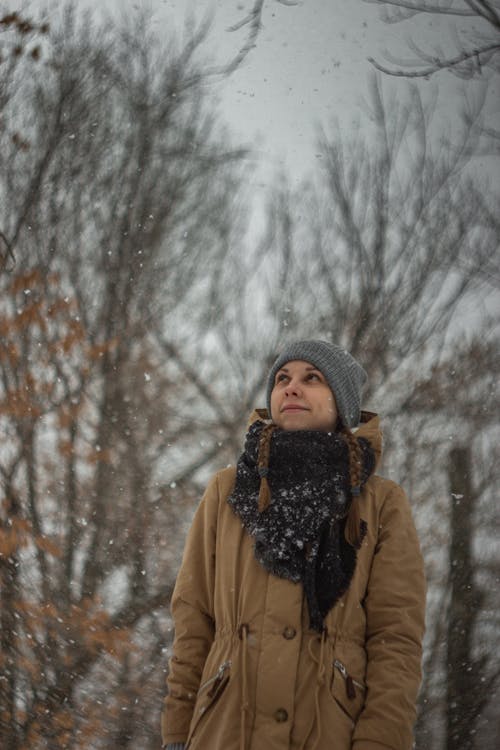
{"left": 282, "top": 626, "right": 296, "bottom": 640}
{"left": 274, "top": 708, "right": 288, "bottom": 723}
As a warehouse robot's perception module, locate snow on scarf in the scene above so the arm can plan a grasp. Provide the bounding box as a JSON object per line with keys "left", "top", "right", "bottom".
{"left": 228, "top": 420, "right": 375, "bottom": 631}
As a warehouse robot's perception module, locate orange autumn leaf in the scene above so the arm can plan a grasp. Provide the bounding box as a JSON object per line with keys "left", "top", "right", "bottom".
{"left": 0, "top": 391, "right": 43, "bottom": 419}
{"left": 0, "top": 341, "right": 20, "bottom": 365}
{"left": 86, "top": 448, "right": 111, "bottom": 464}
{"left": 10, "top": 269, "right": 43, "bottom": 294}
{"left": 0, "top": 517, "right": 32, "bottom": 555}
{"left": 46, "top": 297, "right": 72, "bottom": 318}
{"left": 35, "top": 534, "right": 62, "bottom": 557}
{"left": 14, "top": 301, "right": 46, "bottom": 330}
{"left": 54, "top": 711, "right": 74, "bottom": 730}
{"left": 87, "top": 336, "right": 118, "bottom": 360}
{"left": 58, "top": 440, "right": 75, "bottom": 457}
{"left": 57, "top": 400, "right": 83, "bottom": 429}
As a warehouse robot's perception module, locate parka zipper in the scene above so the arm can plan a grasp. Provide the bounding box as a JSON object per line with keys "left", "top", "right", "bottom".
{"left": 199, "top": 660, "right": 232, "bottom": 698}
{"left": 333, "top": 659, "right": 364, "bottom": 701}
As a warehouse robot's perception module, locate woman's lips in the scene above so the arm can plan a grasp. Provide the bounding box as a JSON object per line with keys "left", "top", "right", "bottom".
{"left": 281, "top": 405, "right": 308, "bottom": 412}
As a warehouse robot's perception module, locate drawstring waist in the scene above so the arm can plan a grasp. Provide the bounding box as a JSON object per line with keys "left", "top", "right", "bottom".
{"left": 234, "top": 624, "right": 350, "bottom": 750}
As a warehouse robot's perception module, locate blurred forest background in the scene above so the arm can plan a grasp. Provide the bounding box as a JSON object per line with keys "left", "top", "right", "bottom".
{"left": 0, "top": 1, "right": 499, "bottom": 749}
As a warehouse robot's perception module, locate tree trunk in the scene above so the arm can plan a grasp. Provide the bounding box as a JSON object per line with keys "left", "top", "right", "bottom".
{"left": 446, "top": 446, "right": 481, "bottom": 750}
{"left": 0, "top": 490, "right": 20, "bottom": 750}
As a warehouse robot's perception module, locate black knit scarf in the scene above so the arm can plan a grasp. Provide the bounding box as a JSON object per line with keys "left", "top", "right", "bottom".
{"left": 228, "top": 421, "right": 375, "bottom": 631}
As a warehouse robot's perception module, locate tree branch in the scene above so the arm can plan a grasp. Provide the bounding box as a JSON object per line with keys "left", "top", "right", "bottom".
{"left": 365, "top": 0, "right": 476, "bottom": 16}
{"left": 0, "top": 229, "right": 15, "bottom": 272}
{"left": 369, "top": 41, "right": 500, "bottom": 76}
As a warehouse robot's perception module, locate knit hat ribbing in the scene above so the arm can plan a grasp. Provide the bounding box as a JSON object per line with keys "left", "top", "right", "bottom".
{"left": 266, "top": 340, "right": 367, "bottom": 428}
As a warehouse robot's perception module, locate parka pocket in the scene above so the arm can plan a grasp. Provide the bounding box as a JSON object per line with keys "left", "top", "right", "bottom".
{"left": 186, "top": 660, "right": 231, "bottom": 749}
{"left": 328, "top": 658, "right": 365, "bottom": 726}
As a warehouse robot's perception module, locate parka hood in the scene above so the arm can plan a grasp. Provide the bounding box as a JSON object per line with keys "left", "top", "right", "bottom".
{"left": 247, "top": 408, "right": 383, "bottom": 470}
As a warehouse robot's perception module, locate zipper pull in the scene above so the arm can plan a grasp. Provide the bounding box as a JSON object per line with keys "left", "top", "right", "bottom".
{"left": 207, "top": 660, "right": 230, "bottom": 698}
{"left": 345, "top": 674, "right": 356, "bottom": 700}
{"left": 334, "top": 659, "right": 356, "bottom": 700}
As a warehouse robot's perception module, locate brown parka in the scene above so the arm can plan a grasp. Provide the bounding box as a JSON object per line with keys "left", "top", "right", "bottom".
{"left": 161, "top": 411, "right": 426, "bottom": 750}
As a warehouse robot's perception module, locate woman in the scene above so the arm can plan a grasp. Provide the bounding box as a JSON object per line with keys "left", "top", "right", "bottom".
{"left": 161, "top": 340, "right": 426, "bottom": 750}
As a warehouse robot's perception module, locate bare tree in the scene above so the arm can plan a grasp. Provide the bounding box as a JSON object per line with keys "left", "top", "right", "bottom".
{"left": 0, "top": 6, "right": 249, "bottom": 749}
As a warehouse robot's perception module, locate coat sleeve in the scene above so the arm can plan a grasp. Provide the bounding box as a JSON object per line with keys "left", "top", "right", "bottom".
{"left": 352, "top": 481, "right": 426, "bottom": 750}
{"left": 161, "top": 473, "right": 220, "bottom": 746}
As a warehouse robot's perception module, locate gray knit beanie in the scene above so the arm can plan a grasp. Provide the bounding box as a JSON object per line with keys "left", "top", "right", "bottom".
{"left": 266, "top": 340, "right": 367, "bottom": 428}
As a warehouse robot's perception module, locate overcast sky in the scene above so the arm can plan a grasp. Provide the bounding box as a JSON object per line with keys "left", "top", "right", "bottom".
{"left": 26, "top": 0, "right": 499, "bottom": 187}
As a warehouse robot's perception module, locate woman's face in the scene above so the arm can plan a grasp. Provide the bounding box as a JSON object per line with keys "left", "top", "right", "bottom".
{"left": 270, "top": 359, "right": 338, "bottom": 432}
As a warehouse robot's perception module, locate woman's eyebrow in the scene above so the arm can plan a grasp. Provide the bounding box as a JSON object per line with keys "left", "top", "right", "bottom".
{"left": 278, "top": 366, "right": 321, "bottom": 373}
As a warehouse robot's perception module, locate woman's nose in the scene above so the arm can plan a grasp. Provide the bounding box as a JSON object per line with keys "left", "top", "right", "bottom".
{"left": 285, "top": 379, "right": 302, "bottom": 396}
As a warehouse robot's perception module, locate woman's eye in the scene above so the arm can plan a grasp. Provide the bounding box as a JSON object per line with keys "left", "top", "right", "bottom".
{"left": 307, "top": 373, "right": 320, "bottom": 381}
{"left": 276, "top": 373, "right": 289, "bottom": 383}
